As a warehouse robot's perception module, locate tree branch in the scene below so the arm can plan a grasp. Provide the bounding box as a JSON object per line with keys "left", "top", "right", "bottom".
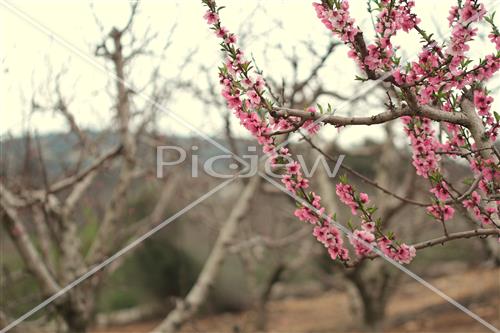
{"left": 0, "top": 199, "right": 60, "bottom": 296}
{"left": 272, "top": 104, "right": 470, "bottom": 127}
{"left": 301, "top": 134, "right": 429, "bottom": 207}
{"left": 347, "top": 228, "right": 499, "bottom": 267}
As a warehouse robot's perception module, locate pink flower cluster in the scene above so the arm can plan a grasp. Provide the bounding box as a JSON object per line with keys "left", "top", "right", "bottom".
{"left": 402, "top": 117, "right": 462, "bottom": 222}
{"left": 470, "top": 158, "right": 500, "bottom": 206}
{"left": 474, "top": 90, "right": 493, "bottom": 116}
{"left": 489, "top": 33, "right": 500, "bottom": 50}
{"left": 336, "top": 182, "right": 416, "bottom": 264}
{"left": 204, "top": 0, "right": 500, "bottom": 267}
{"left": 378, "top": 237, "right": 416, "bottom": 264}
{"left": 473, "top": 89, "right": 497, "bottom": 137}
{"left": 313, "top": 223, "right": 349, "bottom": 261}
{"left": 445, "top": 0, "right": 500, "bottom": 88}
{"left": 427, "top": 181, "right": 455, "bottom": 221}
{"left": 271, "top": 106, "right": 322, "bottom": 135}
{"left": 203, "top": 3, "right": 351, "bottom": 262}
{"left": 462, "top": 191, "right": 497, "bottom": 225}
{"left": 401, "top": 116, "right": 457, "bottom": 222}
{"left": 366, "top": 0, "right": 419, "bottom": 71}
{"left": 402, "top": 117, "right": 440, "bottom": 178}
{"left": 348, "top": 226, "right": 376, "bottom": 257}
{"left": 335, "top": 183, "right": 358, "bottom": 214}
{"left": 312, "top": 1, "right": 359, "bottom": 44}
{"left": 312, "top": 1, "right": 364, "bottom": 68}
{"left": 302, "top": 107, "right": 322, "bottom": 135}
{"left": 349, "top": 218, "right": 416, "bottom": 264}
{"left": 429, "top": 181, "right": 450, "bottom": 202}
{"left": 426, "top": 204, "right": 455, "bottom": 221}
{"left": 314, "top": 0, "right": 419, "bottom": 73}
{"left": 447, "top": 1, "right": 486, "bottom": 57}
{"left": 294, "top": 206, "right": 318, "bottom": 224}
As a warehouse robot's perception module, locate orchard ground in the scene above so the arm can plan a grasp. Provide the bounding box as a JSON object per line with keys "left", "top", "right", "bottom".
{"left": 92, "top": 266, "right": 499, "bottom": 333}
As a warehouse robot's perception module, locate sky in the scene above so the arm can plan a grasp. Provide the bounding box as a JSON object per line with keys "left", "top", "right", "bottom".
{"left": 1, "top": 0, "right": 499, "bottom": 148}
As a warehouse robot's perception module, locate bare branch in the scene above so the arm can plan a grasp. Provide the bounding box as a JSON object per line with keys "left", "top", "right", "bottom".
{"left": 0, "top": 198, "right": 60, "bottom": 296}
{"left": 273, "top": 104, "right": 470, "bottom": 127}
{"left": 301, "top": 134, "right": 429, "bottom": 207}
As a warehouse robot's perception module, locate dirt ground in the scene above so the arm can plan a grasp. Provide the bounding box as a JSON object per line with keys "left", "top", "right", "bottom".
{"left": 93, "top": 267, "right": 500, "bottom": 333}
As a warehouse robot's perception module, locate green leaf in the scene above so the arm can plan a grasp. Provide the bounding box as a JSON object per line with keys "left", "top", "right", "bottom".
{"left": 347, "top": 219, "right": 354, "bottom": 231}
{"left": 462, "top": 178, "right": 474, "bottom": 186}
{"left": 317, "top": 103, "right": 324, "bottom": 114}
{"left": 339, "top": 174, "right": 348, "bottom": 184}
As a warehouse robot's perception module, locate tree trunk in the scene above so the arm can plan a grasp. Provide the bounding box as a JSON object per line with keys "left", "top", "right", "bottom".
{"left": 345, "top": 261, "right": 396, "bottom": 332}
{"left": 152, "top": 177, "right": 260, "bottom": 333}
{"left": 56, "top": 286, "right": 95, "bottom": 333}
{"left": 254, "top": 263, "right": 286, "bottom": 331}
{"left": 485, "top": 237, "right": 500, "bottom": 266}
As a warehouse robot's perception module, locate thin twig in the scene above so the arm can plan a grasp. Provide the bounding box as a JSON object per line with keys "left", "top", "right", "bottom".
{"left": 301, "top": 134, "right": 430, "bottom": 207}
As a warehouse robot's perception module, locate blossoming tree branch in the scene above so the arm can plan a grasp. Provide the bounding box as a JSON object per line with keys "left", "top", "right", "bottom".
{"left": 200, "top": 0, "right": 500, "bottom": 266}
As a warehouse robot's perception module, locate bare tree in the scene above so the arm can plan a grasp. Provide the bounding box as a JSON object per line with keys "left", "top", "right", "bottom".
{"left": 1, "top": 4, "right": 182, "bottom": 332}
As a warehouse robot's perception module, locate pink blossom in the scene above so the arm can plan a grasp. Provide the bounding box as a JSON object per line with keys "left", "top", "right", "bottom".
{"left": 302, "top": 120, "right": 321, "bottom": 135}
{"left": 203, "top": 10, "right": 219, "bottom": 24}
{"left": 225, "top": 33, "right": 237, "bottom": 44}
{"left": 313, "top": 226, "right": 329, "bottom": 243}
{"left": 226, "top": 95, "right": 241, "bottom": 109}
{"left": 215, "top": 26, "right": 228, "bottom": 38}
{"left": 336, "top": 183, "right": 360, "bottom": 215}
{"left": 241, "top": 77, "right": 253, "bottom": 88}
{"left": 448, "top": 6, "right": 458, "bottom": 25}
{"left": 204, "top": 2, "right": 354, "bottom": 266}
{"left": 463, "top": 191, "right": 481, "bottom": 209}
{"left": 430, "top": 181, "right": 450, "bottom": 202}
{"left": 427, "top": 204, "right": 455, "bottom": 221}
{"left": 294, "top": 207, "right": 318, "bottom": 224}
{"left": 246, "top": 89, "right": 261, "bottom": 106}
{"left": 312, "top": 1, "right": 359, "bottom": 44}
{"left": 200, "top": 0, "right": 500, "bottom": 267}
{"left": 486, "top": 206, "right": 497, "bottom": 214}
{"left": 489, "top": 33, "right": 500, "bottom": 50}
{"left": 296, "top": 177, "right": 310, "bottom": 189}
{"left": 378, "top": 238, "right": 416, "bottom": 264}
{"left": 287, "top": 161, "right": 300, "bottom": 175}
{"left": 473, "top": 90, "right": 494, "bottom": 116}
{"left": 349, "top": 229, "right": 375, "bottom": 256}
{"left": 282, "top": 174, "right": 295, "bottom": 192}
{"left": 362, "top": 222, "right": 375, "bottom": 233}
{"left": 255, "top": 76, "right": 265, "bottom": 90}
{"left": 395, "top": 244, "right": 417, "bottom": 264}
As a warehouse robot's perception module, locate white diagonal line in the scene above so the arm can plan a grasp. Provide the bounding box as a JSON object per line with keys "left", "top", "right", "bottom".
{"left": 258, "top": 171, "right": 500, "bottom": 332}
{"left": 0, "top": 0, "right": 249, "bottom": 169}
{"left": 0, "top": 176, "right": 239, "bottom": 333}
